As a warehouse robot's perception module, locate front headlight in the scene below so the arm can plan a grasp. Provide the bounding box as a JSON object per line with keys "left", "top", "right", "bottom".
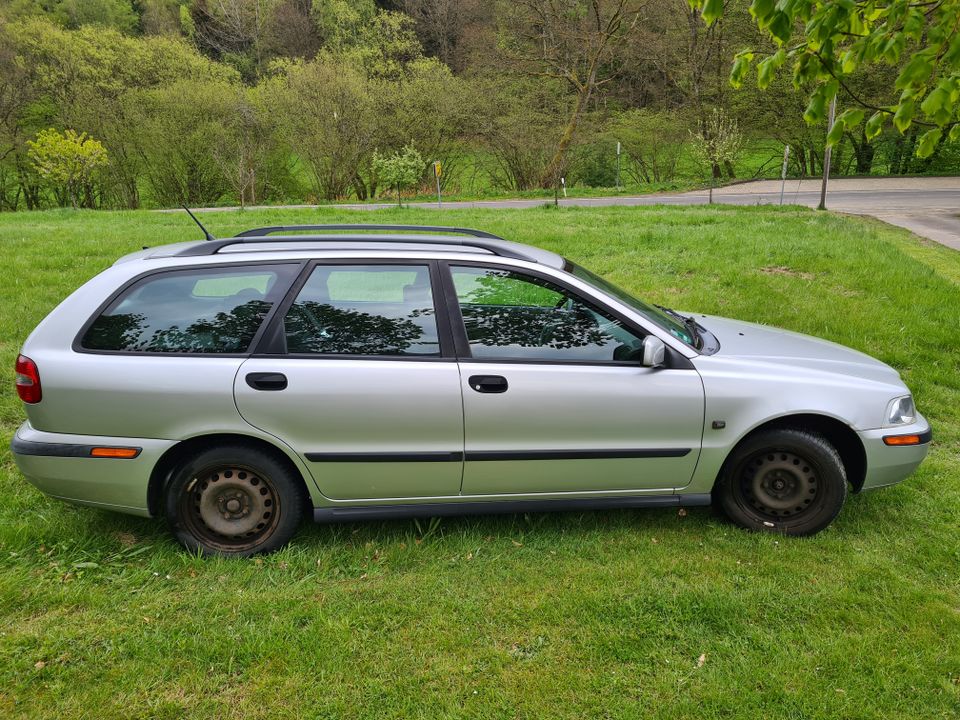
{"left": 885, "top": 395, "right": 916, "bottom": 426}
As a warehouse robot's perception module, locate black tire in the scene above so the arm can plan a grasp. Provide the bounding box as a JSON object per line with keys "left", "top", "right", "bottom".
{"left": 714, "top": 429, "right": 848, "bottom": 536}
{"left": 165, "top": 444, "right": 307, "bottom": 557}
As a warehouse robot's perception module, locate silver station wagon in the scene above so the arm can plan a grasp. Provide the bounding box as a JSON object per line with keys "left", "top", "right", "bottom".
{"left": 12, "top": 224, "right": 931, "bottom": 556}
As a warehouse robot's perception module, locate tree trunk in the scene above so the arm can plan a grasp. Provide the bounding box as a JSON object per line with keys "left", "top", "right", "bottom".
{"left": 352, "top": 174, "right": 368, "bottom": 201}
{"left": 853, "top": 135, "right": 874, "bottom": 174}
{"left": 539, "top": 83, "right": 592, "bottom": 189}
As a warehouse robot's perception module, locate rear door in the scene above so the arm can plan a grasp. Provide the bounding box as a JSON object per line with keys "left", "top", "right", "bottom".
{"left": 234, "top": 261, "right": 465, "bottom": 500}
{"left": 445, "top": 263, "right": 704, "bottom": 496}
{"left": 54, "top": 262, "right": 302, "bottom": 440}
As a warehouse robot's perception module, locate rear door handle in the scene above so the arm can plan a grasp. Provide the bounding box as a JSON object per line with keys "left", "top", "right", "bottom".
{"left": 245, "top": 372, "right": 288, "bottom": 391}
{"left": 469, "top": 375, "right": 508, "bottom": 394}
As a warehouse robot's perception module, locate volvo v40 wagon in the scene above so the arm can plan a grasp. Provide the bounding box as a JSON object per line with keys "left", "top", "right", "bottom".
{"left": 11, "top": 224, "right": 931, "bottom": 555}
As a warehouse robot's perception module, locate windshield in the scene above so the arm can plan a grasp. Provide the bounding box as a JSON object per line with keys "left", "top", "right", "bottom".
{"left": 567, "top": 263, "right": 697, "bottom": 348}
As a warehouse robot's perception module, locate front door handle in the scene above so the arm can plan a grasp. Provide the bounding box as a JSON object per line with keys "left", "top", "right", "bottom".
{"left": 468, "top": 375, "right": 508, "bottom": 394}
{"left": 246, "top": 372, "right": 288, "bottom": 391}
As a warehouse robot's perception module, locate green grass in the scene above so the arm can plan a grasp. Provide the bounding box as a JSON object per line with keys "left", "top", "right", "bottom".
{"left": 0, "top": 205, "right": 958, "bottom": 719}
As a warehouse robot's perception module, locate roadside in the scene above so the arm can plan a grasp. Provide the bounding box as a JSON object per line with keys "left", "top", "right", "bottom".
{"left": 161, "top": 176, "right": 960, "bottom": 251}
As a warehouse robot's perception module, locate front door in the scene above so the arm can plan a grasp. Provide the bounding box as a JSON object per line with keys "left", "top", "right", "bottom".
{"left": 446, "top": 263, "right": 704, "bottom": 496}
{"left": 235, "top": 262, "right": 464, "bottom": 500}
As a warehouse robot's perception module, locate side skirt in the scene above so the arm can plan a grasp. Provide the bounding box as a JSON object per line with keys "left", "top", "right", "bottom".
{"left": 312, "top": 493, "right": 712, "bottom": 523}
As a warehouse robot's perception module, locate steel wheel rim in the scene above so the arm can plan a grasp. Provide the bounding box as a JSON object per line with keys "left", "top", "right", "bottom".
{"left": 179, "top": 464, "right": 281, "bottom": 550}
{"left": 737, "top": 450, "right": 819, "bottom": 521}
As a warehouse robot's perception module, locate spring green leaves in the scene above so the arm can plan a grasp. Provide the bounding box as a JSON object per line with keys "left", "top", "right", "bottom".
{"left": 693, "top": 0, "right": 960, "bottom": 157}
{"left": 27, "top": 129, "right": 108, "bottom": 209}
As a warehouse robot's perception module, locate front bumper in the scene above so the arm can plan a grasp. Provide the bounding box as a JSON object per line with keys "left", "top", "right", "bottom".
{"left": 10, "top": 422, "right": 176, "bottom": 516}
{"left": 857, "top": 415, "right": 932, "bottom": 491}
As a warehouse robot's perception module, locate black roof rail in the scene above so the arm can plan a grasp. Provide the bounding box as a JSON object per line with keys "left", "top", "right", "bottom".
{"left": 234, "top": 224, "right": 507, "bottom": 240}
{"left": 172, "top": 226, "right": 544, "bottom": 262}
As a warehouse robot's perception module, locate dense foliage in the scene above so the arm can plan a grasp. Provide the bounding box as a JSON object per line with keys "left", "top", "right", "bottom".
{"left": 701, "top": 0, "right": 960, "bottom": 159}
{"left": 0, "top": 0, "right": 958, "bottom": 210}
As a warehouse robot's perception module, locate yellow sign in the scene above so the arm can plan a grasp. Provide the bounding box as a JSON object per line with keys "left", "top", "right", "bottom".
{"left": 433, "top": 161, "right": 442, "bottom": 177}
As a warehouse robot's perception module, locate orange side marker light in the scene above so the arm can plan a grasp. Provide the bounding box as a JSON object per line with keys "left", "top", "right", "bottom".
{"left": 882, "top": 435, "right": 921, "bottom": 446}
{"left": 90, "top": 447, "right": 140, "bottom": 458}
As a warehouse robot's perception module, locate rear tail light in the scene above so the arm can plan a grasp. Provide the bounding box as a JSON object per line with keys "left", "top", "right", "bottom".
{"left": 15, "top": 354, "right": 41, "bottom": 404}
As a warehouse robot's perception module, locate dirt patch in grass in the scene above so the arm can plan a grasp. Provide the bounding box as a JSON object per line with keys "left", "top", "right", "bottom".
{"left": 759, "top": 265, "right": 815, "bottom": 280}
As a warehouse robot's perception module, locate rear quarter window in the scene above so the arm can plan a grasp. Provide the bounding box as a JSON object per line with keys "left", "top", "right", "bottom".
{"left": 80, "top": 264, "right": 299, "bottom": 354}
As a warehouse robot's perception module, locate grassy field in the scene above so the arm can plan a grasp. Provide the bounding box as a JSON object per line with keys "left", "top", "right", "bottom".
{"left": 0, "top": 205, "right": 958, "bottom": 719}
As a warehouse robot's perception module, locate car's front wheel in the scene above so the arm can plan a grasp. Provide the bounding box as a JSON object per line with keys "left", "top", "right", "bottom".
{"left": 714, "top": 429, "right": 848, "bottom": 536}
{"left": 165, "top": 444, "right": 306, "bottom": 557}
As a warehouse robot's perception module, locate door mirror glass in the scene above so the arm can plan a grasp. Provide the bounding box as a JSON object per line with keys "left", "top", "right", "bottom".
{"left": 641, "top": 335, "right": 666, "bottom": 367}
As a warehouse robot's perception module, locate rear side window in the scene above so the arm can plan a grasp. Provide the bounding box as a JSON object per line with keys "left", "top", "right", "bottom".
{"left": 81, "top": 264, "right": 299, "bottom": 353}
{"left": 284, "top": 264, "right": 440, "bottom": 356}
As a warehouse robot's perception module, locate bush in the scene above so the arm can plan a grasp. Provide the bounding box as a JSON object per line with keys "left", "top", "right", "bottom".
{"left": 27, "top": 128, "right": 108, "bottom": 208}
{"left": 609, "top": 109, "right": 688, "bottom": 184}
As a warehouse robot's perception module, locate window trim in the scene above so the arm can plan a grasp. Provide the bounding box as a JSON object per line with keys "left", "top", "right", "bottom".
{"left": 440, "top": 260, "right": 694, "bottom": 369}
{"left": 72, "top": 260, "right": 309, "bottom": 358}
{"left": 254, "top": 258, "right": 457, "bottom": 360}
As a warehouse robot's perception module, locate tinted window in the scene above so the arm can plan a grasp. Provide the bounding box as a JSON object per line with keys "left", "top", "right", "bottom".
{"left": 284, "top": 265, "right": 440, "bottom": 356}
{"left": 82, "top": 265, "right": 297, "bottom": 353}
{"left": 451, "top": 266, "right": 646, "bottom": 362}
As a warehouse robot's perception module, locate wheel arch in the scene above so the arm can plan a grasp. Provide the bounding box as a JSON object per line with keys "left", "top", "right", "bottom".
{"left": 147, "top": 433, "right": 314, "bottom": 517}
{"left": 717, "top": 413, "right": 867, "bottom": 493}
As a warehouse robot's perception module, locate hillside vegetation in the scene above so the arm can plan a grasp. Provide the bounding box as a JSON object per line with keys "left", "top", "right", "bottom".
{"left": 2, "top": 1, "right": 959, "bottom": 212}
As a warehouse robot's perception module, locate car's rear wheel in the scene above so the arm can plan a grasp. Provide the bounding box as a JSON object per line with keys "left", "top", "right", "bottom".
{"left": 714, "top": 429, "right": 847, "bottom": 536}
{"left": 166, "top": 445, "right": 306, "bottom": 557}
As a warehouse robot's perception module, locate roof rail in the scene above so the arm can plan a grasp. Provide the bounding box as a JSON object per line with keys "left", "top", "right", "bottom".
{"left": 234, "top": 224, "right": 506, "bottom": 240}
{"left": 172, "top": 225, "right": 543, "bottom": 262}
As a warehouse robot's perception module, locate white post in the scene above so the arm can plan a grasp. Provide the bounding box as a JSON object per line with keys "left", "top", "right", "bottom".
{"left": 561, "top": 176, "right": 567, "bottom": 198}
{"left": 615, "top": 141, "right": 621, "bottom": 191}
{"left": 779, "top": 145, "right": 790, "bottom": 206}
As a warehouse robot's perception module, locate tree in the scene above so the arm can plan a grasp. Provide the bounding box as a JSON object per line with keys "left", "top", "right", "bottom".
{"left": 689, "top": 107, "right": 743, "bottom": 202}
{"left": 610, "top": 109, "right": 689, "bottom": 183}
{"left": 126, "top": 79, "right": 238, "bottom": 206}
{"left": 367, "top": 58, "right": 470, "bottom": 197}
{"left": 496, "top": 0, "right": 647, "bottom": 188}
{"left": 27, "top": 128, "right": 108, "bottom": 208}
{"left": 210, "top": 88, "right": 271, "bottom": 207}
{"left": 473, "top": 75, "right": 569, "bottom": 191}
{"left": 266, "top": 56, "right": 375, "bottom": 200}
{"left": 697, "top": 0, "right": 960, "bottom": 158}
{"left": 372, "top": 144, "right": 424, "bottom": 206}
{"left": 399, "top": 0, "right": 490, "bottom": 70}
{"left": 189, "top": 0, "right": 287, "bottom": 79}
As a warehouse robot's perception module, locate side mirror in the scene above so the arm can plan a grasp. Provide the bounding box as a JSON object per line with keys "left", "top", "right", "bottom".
{"left": 641, "top": 335, "right": 666, "bottom": 368}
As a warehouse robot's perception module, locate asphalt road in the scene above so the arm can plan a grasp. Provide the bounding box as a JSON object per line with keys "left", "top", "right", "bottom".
{"left": 179, "top": 176, "right": 960, "bottom": 250}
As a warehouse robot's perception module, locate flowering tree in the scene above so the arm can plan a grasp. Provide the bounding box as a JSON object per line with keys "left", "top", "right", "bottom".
{"left": 689, "top": 108, "right": 743, "bottom": 202}
{"left": 372, "top": 144, "right": 424, "bottom": 206}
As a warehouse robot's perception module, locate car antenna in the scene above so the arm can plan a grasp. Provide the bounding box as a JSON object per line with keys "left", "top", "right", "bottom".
{"left": 182, "top": 205, "right": 216, "bottom": 242}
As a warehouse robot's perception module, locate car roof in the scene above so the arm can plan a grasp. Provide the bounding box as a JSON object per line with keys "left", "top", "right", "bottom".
{"left": 125, "top": 224, "right": 567, "bottom": 269}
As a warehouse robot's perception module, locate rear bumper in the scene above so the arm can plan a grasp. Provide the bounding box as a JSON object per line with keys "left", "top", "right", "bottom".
{"left": 858, "top": 415, "right": 932, "bottom": 491}
{"left": 10, "top": 422, "right": 175, "bottom": 517}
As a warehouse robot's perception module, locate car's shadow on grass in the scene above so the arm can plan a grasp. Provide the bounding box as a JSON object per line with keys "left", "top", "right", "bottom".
{"left": 16, "top": 479, "right": 926, "bottom": 567}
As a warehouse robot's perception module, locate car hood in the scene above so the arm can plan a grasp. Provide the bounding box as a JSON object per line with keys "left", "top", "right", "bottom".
{"left": 695, "top": 314, "right": 903, "bottom": 385}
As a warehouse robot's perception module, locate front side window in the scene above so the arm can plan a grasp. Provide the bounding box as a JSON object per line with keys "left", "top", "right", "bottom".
{"left": 450, "top": 266, "right": 647, "bottom": 362}
{"left": 284, "top": 264, "right": 440, "bottom": 356}
{"left": 82, "top": 265, "right": 297, "bottom": 353}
